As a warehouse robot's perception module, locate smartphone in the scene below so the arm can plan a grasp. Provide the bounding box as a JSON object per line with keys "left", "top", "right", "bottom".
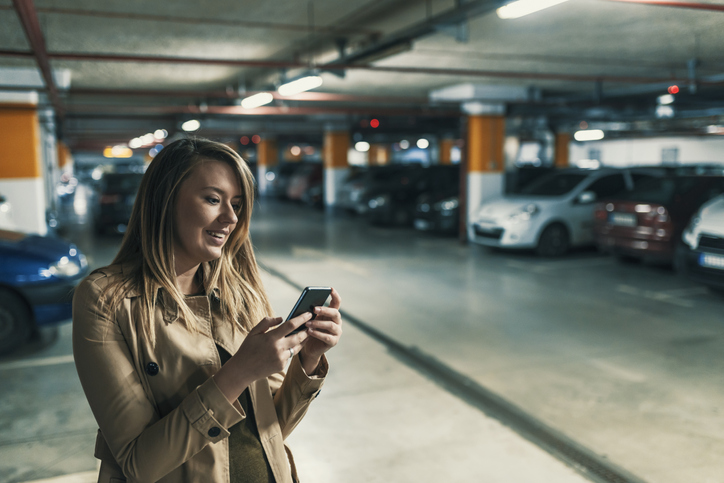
{"left": 284, "top": 286, "right": 332, "bottom": 336}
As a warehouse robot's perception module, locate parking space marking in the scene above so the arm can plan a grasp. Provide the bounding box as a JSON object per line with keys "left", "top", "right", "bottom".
{"left": 291, "top": 246, "right": 370, "bottom": 276}
{"left": 616, "top": 284, "right": 696, "bottom": 308}
{"left": 0, "top": 354, "right": 74, "bottom": 371}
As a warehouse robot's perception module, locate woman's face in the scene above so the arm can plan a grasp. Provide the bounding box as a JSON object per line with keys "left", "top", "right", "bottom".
{"left": 173, "top": 159, "right": 242, "bottom": 272}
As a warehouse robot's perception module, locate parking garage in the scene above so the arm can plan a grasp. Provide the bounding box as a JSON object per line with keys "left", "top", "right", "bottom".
{"left": 1, "top": 1, "right": 724, "bottom": 482}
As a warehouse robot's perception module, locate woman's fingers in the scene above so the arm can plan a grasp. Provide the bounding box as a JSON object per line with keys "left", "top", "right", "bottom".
{"left": 251, "top": 316, "right": 282, "bottom": 334}
{"left": 306, "top": 319, "right": 341, "bottom": 335}
{"left": 306, "top": 328, "right": 337, "bottom": 345}
{"left": 313, "top": 306, "right": 342, "bottom": 322}
{"left": 328, "top": 287, "right": 342, "bottom": 309}
{"left": 276, "top": 311, "right": 314, "bottom": 336}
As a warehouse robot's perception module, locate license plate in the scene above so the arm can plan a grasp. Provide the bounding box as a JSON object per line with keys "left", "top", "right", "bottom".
{"left": 609, "top": 212, "right": 637, "bottom": 227}
{"left": 414, "top": 219, "right": 431, "bottom": 230}
{"left": 699, "top": 252, "right": 724, "bottom": 270}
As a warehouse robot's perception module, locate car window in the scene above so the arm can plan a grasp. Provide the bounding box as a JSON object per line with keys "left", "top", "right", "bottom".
{"left": 520, "top": 173, "right": 588, "bottom": 196}
{"left": 585, "top": 174, "right": 627, "bottom": 198}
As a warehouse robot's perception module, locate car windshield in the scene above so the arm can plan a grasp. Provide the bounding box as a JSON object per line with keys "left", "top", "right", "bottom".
{"left": 614, "top": 176, "right": 704, "bottom": 204}
{"left": 520, "top": 173, "right": 588, "bottom": 196}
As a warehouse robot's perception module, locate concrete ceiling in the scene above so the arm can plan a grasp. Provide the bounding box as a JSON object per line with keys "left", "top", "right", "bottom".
{"left": 1, "top": 0, "right": 723, "bottom": 151}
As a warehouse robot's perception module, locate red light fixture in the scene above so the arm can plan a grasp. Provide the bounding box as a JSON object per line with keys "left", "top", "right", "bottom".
{"left": 370, "top": 119, "right": 380, "bottom": 128}
{"left": 240, "top": 136, "right": 250, "bottom": 145}
{"left": 251, "top": 135, "right": 261, "bottom": 144}
{"left": 668, "top": 85, "right": 679, "bottom": 94}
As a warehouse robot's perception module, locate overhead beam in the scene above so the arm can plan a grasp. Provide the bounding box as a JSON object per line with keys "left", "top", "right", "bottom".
{"left": 0, "top": 50, "right": 709, "bottom": 86}
{"left": 603, "top": 0, "right": 724, "bottom": 12}
{"left": 11, "top": 0, "right": 63, "bottom": 116}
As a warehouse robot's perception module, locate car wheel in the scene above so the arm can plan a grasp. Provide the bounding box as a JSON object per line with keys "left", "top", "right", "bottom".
{"left": 0, "top": 288, "right": 33, "bottom": 355}
{"left": 536, "top": 223, "right": 570, "bottom": 257}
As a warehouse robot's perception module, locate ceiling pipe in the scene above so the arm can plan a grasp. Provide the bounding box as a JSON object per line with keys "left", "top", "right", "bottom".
{"left": 0, "top": 50, "right": 708, "bottom": 86}
{"left": 603, "top": 0, "right": 724, "bottom": 12}
{"left": 11, "top": 0, "right": 63, "bottom": 117}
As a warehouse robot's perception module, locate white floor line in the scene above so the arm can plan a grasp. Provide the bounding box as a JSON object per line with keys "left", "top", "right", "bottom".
{"left": 0, "top": 354, "right": 74, "bottom": 371}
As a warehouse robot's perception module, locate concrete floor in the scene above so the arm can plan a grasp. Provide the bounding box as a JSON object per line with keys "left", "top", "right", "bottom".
{"left": 1, "top": 195, "right": 723, "bottom": 483}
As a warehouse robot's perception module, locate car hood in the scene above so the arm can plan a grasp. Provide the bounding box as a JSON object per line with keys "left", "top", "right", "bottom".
{"left": 0, "top": 230, "right": 75, "bottom": 262}
{"left": 474, "top": 195, "right": 557, "bottom": 219}
{"left": 697, "top": 196, "right": 724, "bottom": 237}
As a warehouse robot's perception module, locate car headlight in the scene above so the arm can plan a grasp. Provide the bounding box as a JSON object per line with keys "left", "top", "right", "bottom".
{"left": 49, "top": 256, "right": 82, "bottom": 278}
{"left": 508, "top": 203, "right": 539, "bottom": 223}
{"left": 368, "top": 195, "right": 389, "bottom": 209}
{"left": 682, "top": 215, "right": 701, "bottom": 249}
{"left": 434, "top": 198, "right": 459, "bottom": 212}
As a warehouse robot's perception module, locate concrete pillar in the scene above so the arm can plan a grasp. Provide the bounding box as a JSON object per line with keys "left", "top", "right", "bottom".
{"left": 439, "top": 138, "right": 456, "bottom": 165}
{"left": 256, "top": 138, "right": 277, "bottom": 196}
{"left": 465, "top": 108, "right": 505, "bottom": 235}
{"left": 554, "top": 132, "right": 570, "bottom": 168}
{"left": 0, "top": 93, "right": 48, "bottom": 234}
{"left": 368, "top": 144, "right": 390, "bottom": 166}
{"left": 323, "top": 130, "right": 349, "bottom": 207}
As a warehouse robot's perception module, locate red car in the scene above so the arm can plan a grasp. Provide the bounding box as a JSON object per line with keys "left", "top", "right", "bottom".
{"left": 594, "top": 175, "right": 724, "bottom": 263}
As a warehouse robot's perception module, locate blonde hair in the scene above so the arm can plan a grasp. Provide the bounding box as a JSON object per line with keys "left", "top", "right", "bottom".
{"left": 103, "top": 137, "right": 273, "bottom": 344}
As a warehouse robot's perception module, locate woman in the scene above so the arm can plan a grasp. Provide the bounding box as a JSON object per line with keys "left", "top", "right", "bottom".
{"left": 73, "top": 138, "right": 342, "bottom": 483}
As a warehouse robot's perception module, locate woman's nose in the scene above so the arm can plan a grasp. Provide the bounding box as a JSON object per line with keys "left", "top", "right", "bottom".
{"left": 220, "top": 203, "right": 238, "bottom": 224}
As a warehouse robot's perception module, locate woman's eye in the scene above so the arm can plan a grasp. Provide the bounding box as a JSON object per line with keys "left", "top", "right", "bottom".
{"left": 206, "top": 197, "right": 220, "bottom": 204}
{"left": 232, "top": 204, "right": 241, "bottom": 211}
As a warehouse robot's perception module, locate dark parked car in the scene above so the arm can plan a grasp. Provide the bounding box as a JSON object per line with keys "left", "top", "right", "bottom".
{"left": 94, "top": 172, "right": 144, "bottom": 234}
{"left": 594, "top": 175, "right": 724, "bottom": 264}
{"left": 287, "top": 163, "right": 324, "bottom": 206}
{"left": 358, "top": 165, "right": 432, "bottom": 226}
{"left": 413, "top": 165, "right": 461, "bottom": 235}
{"left": 265, "top": 163, "right": 307, "bottom": 199}
{"left": 0, "top": 229, "right": 89, "bottom": 354}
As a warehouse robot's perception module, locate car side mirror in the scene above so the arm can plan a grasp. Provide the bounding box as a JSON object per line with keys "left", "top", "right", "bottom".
{"left": 577, "top": 191, "right": 597, "bottom": 204}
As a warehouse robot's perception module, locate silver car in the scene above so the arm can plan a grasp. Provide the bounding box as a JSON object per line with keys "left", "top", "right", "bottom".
{"left": 469, "top": 168, "right": 658, "bottom": 256}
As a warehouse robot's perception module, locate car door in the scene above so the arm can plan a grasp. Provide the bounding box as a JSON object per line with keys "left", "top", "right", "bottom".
{"left": 569, "top": 173, "right": 628, "bottom": 245}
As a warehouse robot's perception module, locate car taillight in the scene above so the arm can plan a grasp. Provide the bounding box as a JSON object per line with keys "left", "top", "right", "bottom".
{"left": 100, "top": 194, "right": 121, "bottom": 204}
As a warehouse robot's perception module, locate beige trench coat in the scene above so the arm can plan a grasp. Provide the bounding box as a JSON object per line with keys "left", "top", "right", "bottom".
{"left": 72, "top": 264, "right": 326, "bottom": 483}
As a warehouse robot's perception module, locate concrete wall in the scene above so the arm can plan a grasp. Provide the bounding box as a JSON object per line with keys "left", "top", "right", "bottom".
{"left": 569, "top": 136, "right": 724, "bottom": 167}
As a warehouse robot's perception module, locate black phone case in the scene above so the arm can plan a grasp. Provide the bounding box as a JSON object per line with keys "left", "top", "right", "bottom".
{"left": 285, "top": 287, "right": 332, "bottom": 336}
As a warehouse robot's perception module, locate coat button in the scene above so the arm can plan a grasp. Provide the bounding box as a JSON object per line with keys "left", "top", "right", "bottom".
{"left": 146, "top": 362, "right": 159, "bottom": 376}
{"left": 208, "top": 427, "right": 221, "bottom": 437}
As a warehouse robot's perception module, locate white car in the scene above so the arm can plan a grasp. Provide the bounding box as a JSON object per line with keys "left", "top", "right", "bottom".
{"left": 469, "top": 168, "right": 656, "bottom": 256}
{"left": 680, "top": 194, "right": 724, "bottom": 290}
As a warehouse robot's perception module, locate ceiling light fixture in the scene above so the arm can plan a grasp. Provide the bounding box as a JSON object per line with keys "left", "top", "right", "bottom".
{"left": 497, "top": 0, "right": 570, "bottom": 19}
{"left": 182, "top": 119, "right": 201, "bottom": 132}
{"left": 574, "top": 129, "right": 604, "bottom": 142}
{"left": 241, "top": 92, "right": 274, "bottom": 109}
{"left": 278, "top": 75, "right": 323, "bottom": 96}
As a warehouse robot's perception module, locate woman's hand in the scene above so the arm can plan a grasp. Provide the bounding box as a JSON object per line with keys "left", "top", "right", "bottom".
{"left": 214, "top": 313, "right": 311, "bottom": 404}
{"left": 300, "top": 287, "right": 343, "bottom": 375}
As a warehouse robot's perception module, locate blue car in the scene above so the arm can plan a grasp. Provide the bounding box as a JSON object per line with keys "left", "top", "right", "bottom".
{"left": 0, "top": 229, "right": 89, "bottom": 354}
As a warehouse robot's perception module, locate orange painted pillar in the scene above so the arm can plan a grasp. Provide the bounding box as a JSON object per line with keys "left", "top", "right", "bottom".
{"left": 554, "top": 133, "right": 570, "bottom": 168}
{"left": 368, "top": 144, "right": 390, "bottom": 166}
{"left": 323, "top": 130, "right": 350, "bottom": 207}
{"left": 256, "top": 138, "right": 278, "bottom": 195}
{"left": 439, "top": 138, "right": 456, "bottom": 165}
{"left": 0, "top": 99, "right": 47, "bottom": 234}
{"left": 466, "top": 113, "right": 506, "bottom": 235}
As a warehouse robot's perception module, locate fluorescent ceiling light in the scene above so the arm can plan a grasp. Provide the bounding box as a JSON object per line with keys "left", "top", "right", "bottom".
{"left": 182, "top": 119, "right": 200, "bottom": 132}
{"left": 241, "top": 92, "right": 274, "bottom": 109}
{"left": 355, "top": 141, "right": 370, "bottom": 152}
{"left": 416, "top": 139, "right": 430, "bottom": 149}
{"left": 497, "top": 0, "right": 570, "bottom": 19}
{"left": 657, "top": 94, "right": 674, "bottom": 105}
{"left": 574, "top": 129, "right": 604, "bottom": 142}
{"left": 278, "top": 75, "right": 323, "bottom": 96}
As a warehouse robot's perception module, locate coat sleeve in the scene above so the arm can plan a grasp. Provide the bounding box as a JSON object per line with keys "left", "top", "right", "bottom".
{"left": 72, "top": 274, "right": 245, "bottom": 483}
{"left": 268, "top": 354, "right": 328, "bottom": 439}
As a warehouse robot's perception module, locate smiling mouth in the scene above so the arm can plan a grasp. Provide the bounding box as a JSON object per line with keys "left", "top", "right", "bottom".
{"left": 206, "top": 230, "right": 225, "bottom": 240}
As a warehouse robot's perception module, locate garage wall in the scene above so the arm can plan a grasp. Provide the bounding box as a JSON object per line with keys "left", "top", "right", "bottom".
{"left": 569, "top": 136, "right": 724, "bottom": 167}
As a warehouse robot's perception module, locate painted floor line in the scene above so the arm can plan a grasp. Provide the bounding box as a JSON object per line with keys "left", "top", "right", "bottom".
{"left": 19, "top": 470, "right": 97, "bottom": 483}
{"left": 0, "top": 354, "right": 75, "bottom": 371}
{"left": 259, "top": 260, "right": 649, "bottom": 483}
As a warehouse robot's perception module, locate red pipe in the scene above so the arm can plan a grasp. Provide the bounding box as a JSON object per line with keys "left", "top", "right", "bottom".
{"left": 11, "top": 0, "right": 63, "bottom": 116}
{"left": 603, "top": 0, "right": 724, "bottom": 12}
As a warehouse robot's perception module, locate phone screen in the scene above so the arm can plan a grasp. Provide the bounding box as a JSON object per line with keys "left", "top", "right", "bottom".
{"left": 285, "top": 287, "right": 332, "bottom": 336}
